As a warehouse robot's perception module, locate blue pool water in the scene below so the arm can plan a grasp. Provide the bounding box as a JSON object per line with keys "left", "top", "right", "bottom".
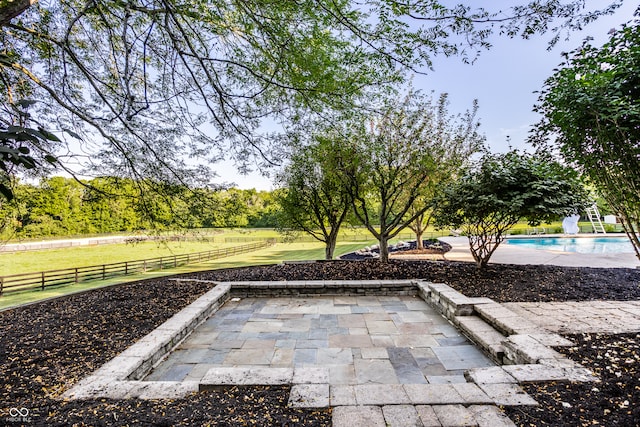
{"left": 505, "top": 236, "right": 635, "bottom": 254}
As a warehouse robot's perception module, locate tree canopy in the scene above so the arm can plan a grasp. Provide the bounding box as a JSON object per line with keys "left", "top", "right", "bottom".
{"left": 337, "top": 90, "right": 484, "bottom": 262}
{"left": 0, "top": 0, "right": 623, "bottom": 193}
{"left": 276, "top": 132, "right": 352, "bottom": 260}
{"left": 532, "top": 18, "right": 640, "bottom": 261}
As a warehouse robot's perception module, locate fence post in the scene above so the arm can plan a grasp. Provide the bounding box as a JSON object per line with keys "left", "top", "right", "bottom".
{"left": 125, "top": 262, "right": 128, "bottom": 275}
{"left": 102, "top": 265, "right": 106, "bottom": 280}
{"left": 0, "top": 277, "right": 3, "bottom": 295}
{"left": 42, "top": 272, "right": 45, "bottom": 290}
{"left": 75, "top": 268, "right": 79, "bottom": 283}
{"left": 159, "top": 257, "right": 163, "bottom": 270}
{"left": 174, "top": 255, "right": 177, "bottom": 268}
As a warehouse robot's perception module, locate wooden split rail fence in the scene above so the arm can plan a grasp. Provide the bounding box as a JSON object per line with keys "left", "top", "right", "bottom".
{"left": 0, "top": 240, "right": 274, "bottom": 296}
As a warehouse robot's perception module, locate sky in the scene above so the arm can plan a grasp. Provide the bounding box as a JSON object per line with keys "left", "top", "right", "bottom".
{"left": 216, "top": 1, "right": 638, "bottom": 191}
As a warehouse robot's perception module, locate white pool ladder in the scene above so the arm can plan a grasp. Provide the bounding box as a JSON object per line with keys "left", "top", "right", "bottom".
{"left": 586, "top": 204, "right": 606, "bottom": 234}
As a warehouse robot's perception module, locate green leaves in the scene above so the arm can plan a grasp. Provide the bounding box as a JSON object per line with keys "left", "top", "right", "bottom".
{"left": 277, "top": 131, "right": 352, "bottom": 259}
{"left": 0, "top": 121, "right": 61, "bottom": 201}
{"left": 533, "top": 20, "right": 640, "bottom": 260}
{"left": 433, "top": 150, "right": 588, "bottom": 268}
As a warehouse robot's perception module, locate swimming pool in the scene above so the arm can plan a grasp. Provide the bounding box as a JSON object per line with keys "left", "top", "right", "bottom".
{"left": 505, "top": 236, "right": 635, "bottom": 254}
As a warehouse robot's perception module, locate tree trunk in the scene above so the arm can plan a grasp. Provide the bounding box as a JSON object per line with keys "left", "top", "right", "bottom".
{"left": 325, "top": 235, "right": 337, "bottom": 260}
{"left": 616, "top": 206, "right": 640, "bottom": 262}
{"left": 378, "top": 237, "right": 390, "bottom": 262}
{"left": 469, "top": 234, "right": 503, "bottom": 269}
{"left": 415, "top": 231, "right": 424, "bottom": 249}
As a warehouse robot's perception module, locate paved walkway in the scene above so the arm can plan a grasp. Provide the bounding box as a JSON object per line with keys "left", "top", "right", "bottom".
{"left": 147, "top": 295, "right": 494, "bottom": 384}
{"left": 505, "top": 301, "right": 640, "bottom": 334}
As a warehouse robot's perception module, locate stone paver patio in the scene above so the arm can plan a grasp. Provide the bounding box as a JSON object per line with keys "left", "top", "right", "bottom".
{"left": 146, "top": 295, "right": 493, "bottom": 385}
{"left": 63, "top": 278, "right": 626, "bottom": 426}
{"left": 505, "top": 301, "right": 640, "bottom": 334}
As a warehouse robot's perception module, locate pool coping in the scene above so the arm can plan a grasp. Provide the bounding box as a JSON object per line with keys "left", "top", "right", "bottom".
{"left": 62, "top": 280, "right": 597, "bottom": 409}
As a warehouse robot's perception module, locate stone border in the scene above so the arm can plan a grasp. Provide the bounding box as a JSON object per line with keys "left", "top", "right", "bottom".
{"left": 63, "top": 284, "right": 231, "bottom": 399}
{"left": 63, "top": 279, "right": 597, "bottom": 418}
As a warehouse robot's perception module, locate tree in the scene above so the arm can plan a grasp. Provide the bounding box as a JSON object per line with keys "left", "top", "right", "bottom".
{"left": 248, "top": 190, "right": 281, "bottom": 228}
{"left": 433, "top": 151, "right": 588, "bottom": 269}
{"left": 0, "top": 1, "right": 622, "bottom": 193}
{"left": 15, "top": 177, "right": 85, "bottom": 236}
{"left": 277, "top": 134, "right": 351, "bottom": 260}
{"left": 407, "top": 195, "right": 435, "bottom": 250}
{"left": 82, "top": 177, "right": 143, "bottom": 232}
{"left": 339, "top": 91, "right": 484, "bottom": 262}
{"left": 532, "top": 20, "right": 640, "bottom": 261}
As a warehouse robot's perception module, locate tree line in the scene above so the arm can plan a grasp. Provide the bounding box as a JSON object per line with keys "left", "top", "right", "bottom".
{"left": 1, "top": 177, "right": 280, "bottom": 238}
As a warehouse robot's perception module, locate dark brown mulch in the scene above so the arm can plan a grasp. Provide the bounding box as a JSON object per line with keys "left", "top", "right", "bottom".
{"left": 504, "top": 332, "right": 640, "bottom": 427}
{"left": 1, "top": 259, "right": 639, "bottom": 426}
{"left": 195, "top": 259, "right": 640, "bottom": 302}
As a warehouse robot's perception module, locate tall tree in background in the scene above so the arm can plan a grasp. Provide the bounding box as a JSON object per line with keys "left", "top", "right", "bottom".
{"left": 532, "top": 19, "right": 640, "bottom": 261}
{"left": 0, "top": 1, "right": 622, "bottom": 194}
{"left": 277, "top": 134, "right": 351, "bottom": 260}
{"left": 338, "top": 91, "right": 484, "bottom": 262}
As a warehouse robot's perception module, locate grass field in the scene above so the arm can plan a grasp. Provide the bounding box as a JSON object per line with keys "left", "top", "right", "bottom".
{"left": 0, "top": 240, "right": 371, "bottom": 310}
{"left": 0, "top": 227, "right": 423, "bottom": 276}
{"left": 0, "top": 240, "right": 255, "bottom": 276}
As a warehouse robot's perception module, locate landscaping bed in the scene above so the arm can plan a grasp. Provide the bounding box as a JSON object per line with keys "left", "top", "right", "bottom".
{"left": 338, "top": 239, "right": 451, "bottom": 260}
{"left": 1, "top": 259, "right": 639, "bottom": 426}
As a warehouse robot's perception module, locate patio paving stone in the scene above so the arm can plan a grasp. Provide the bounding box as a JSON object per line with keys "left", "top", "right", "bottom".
{"left": 145, "top": 295, "right": 500, "bottom": 390}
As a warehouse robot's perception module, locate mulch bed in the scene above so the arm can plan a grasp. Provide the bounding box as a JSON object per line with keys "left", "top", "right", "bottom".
{"left": 1, "top": 259, "right": 639, "bottom": 426}
{"left": 505, "top": 332, "right": 640, "bottom": 426}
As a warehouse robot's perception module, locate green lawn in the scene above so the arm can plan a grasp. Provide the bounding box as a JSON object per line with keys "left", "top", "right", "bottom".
{"left": 0, "top": 239, "right": 374, "bottom": 310}
{"left": 0, "top": 226, "right": 404, "bottom": 276}
{"left": 0, "top": 228, "right": 300, "bottom": 274}
{"left": 0, "top": 240, "right": 257, "bottom": 276}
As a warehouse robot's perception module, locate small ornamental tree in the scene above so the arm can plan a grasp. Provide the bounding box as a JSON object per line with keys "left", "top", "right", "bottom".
{"left": 532, "top": 21, "right": 640, "bottom": 261}
{"left": 276, "top": 135, "right": 351, "bottom": 260}
{"left": 433, "top": 151, "right": 588, "bottom": 269}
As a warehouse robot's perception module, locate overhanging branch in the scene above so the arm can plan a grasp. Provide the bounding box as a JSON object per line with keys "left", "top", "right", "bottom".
{"left": 0, "top": 0, "right": 36, "bottom": 26}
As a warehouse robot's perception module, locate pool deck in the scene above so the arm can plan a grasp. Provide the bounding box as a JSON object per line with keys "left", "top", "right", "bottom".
{"left": 438, "top": 235, "right": 639, "bottom": 269}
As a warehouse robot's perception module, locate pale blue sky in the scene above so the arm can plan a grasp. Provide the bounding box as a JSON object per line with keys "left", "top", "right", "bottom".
{"left": 221, "top": 1, "right": 637, "bottom": 190}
